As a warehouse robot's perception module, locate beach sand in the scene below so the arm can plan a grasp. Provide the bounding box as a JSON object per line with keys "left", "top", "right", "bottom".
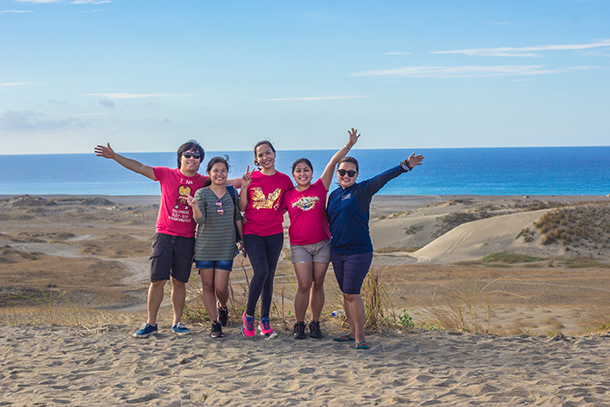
{"left": 1, "top": 194, "right": 610, "bottom": 406}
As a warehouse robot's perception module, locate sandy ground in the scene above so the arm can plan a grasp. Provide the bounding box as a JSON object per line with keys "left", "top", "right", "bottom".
{"left": 1, "top": 194, "right": 610, "bottom": 406}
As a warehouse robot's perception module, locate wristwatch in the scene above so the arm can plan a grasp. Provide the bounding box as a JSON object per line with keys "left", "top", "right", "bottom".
{"left": 400, "top": 159, "right": 412, "bottom": 171}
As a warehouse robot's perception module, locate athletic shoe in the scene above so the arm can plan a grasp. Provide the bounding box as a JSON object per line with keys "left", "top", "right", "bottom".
{"left": 217, "top": 301, "right": 229, "bottom": 327}
{"left": 242, "top": 312, "right": 255, "bottom": 338}
{"left": 133, "top": 322, "right": 158, "bottom": 338}
{"left": 171, "top": 322, "right": 191, "bottom": 336}
{"left": 308, "top": 320, "right": 323, "bottom": 339}
{"left": 258, "top": 317, "right": 274, "bottom": 336}
{"left": 293, "top": 321, "right": 307, "bottom": 340}
{"left": 211, "top": 321, "right": 224, "bottom": 338}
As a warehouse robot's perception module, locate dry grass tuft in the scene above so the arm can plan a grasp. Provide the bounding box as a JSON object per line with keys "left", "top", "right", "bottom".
{"left": 534, "top": 203, "right": 610, "bottom": 251}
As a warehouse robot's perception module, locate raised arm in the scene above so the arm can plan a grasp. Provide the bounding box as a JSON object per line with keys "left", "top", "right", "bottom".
{"left": 94, "top": 143, "right": 156, "bottom": 180}
{"left": 319, "top": 128, "right": 360, "bottom": 190}
{"left": 238, "top": 165, "right": 254, "bottom": 212}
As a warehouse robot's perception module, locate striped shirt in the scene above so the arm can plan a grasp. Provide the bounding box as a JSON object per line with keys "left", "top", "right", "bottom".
{"left": 193, "top": 187, "right": 242, "bottom": 261}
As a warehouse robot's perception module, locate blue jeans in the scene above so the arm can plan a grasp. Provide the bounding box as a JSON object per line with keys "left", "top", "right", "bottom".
{"left": 244, "top": 233, "right": 284, "bottom": 318}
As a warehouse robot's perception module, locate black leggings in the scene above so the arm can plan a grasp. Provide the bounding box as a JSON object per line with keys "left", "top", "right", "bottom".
{"left": 244, "top": 233, "right": 284, "bottom": 318}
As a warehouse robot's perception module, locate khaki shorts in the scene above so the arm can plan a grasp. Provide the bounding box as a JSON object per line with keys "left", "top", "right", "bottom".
{"left": 290, "top": 239, "right": 332, "bottom": 263}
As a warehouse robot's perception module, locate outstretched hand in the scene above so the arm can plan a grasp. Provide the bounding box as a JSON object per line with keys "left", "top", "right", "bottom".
{"left": 346, "top": 128, "right": 360, "bottom": 149}
{"left": 407, "top": 153, "right": 424, "bottom": 168}
{"left": 94, "top": 143, "right": 115, "bottom": 159}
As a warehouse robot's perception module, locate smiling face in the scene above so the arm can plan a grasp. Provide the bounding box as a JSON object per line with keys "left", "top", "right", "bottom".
{"left": 180, "top": 148, "right": 202, "bottom": 175}
{"left": 255, "top": 143, "right": 276, "bottom": 171}
{"left": 292, "top": 162, "right": 313, "bottom": 188}
{"left": 208, "top": 162, "right": 228, "bottom": 186}
{"left": 336, "top": 161, "right": 358, "bottom": 189}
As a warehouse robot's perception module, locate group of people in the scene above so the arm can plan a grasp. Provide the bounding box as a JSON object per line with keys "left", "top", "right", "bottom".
{"left": 94, "top": 129, "right": 424, "bottom": 350}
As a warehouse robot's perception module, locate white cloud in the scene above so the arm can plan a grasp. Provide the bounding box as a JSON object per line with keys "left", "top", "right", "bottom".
{"left": 72, "top": 1, "right": 111, "bottom": 4}
{"left": 431, "top": 39, "right": 610, "bottom": 57}
{"left": 260, "top": 95, "right": 371, "bottom": 102}
{"left": 0, "top": 82, "right": 30, "bottom": 87}
{"left": 353, "top": 65, "right": 597, "bottom": 78}
{"left": 15, "top": 0, "right": 62, "bottom": 3}
{"left": 82, "top": 93, "right": 192, "bottom": 99}
{"left": 0, "top": 9, "right": 33, "bottom": 13}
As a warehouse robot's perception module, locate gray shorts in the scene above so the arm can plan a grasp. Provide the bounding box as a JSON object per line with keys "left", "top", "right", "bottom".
{"left": 290, "top": 239, "right": 332, "bottom": 264}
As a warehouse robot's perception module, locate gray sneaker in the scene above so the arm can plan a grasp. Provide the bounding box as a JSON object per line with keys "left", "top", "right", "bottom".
{"left": 133, "top": 322, "right": 158, "bottom": 338}
{"left": 172, "top": 322, "right": 191, "bottom": 336}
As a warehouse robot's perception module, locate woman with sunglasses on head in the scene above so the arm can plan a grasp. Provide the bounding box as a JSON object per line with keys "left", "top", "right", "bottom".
{"left": 239, "top": 141, "right": 293, "bottom": 338}
{"left": 188, "top": 156, "right": 244, "bottom": 339}
{"left": 282, "top": 128, "right": 360, "bottom": 340}
{"left": 328, "top": 146, "right": 424, "bottom": 350}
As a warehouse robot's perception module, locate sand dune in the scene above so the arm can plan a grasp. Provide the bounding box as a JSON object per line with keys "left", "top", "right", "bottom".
{"left": 2, "top": 325, "right": 609, "bottom": 406}
{"left": 2, "top": 194, "right": 610, "bottom": 406}
{"left": 412, "top": 209, "right": 561, "bottom": 263}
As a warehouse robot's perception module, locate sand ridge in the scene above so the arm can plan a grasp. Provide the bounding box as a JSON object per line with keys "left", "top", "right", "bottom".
{"left": 1, "top": 194, "right": 610, "bottom": 406}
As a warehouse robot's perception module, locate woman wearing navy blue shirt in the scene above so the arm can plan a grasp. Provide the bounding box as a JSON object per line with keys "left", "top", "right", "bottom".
{"left": 327, "top": 152, "right": 424, "bottom": 349}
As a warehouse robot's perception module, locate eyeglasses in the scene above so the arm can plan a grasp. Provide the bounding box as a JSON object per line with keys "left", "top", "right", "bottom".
{"left": 215, "top": 199, "right": 224, "bottom": 215}
{"left": 182, "top": 152, "right": 201, "bottom": 159}
{"left": 337, "top": 169, "right": 357, "bottom": 177}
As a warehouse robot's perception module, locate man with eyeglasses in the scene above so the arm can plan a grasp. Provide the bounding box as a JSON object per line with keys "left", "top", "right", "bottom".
{"left": 95, "top": 140, "right": 231, "bottom": 338}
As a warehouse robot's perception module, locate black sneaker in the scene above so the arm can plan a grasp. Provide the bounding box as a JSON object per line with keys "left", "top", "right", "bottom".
{"left": 293, "top": 321, "right": 307, "bottom": 340}
{"left": 217, "top": 301, "right": 229, "bottom": 327}
{"left": 211, "top": 321, "right": 224, "bottom": 338}
{"left": 309, "top": 321, "right": 323, "bottom": 338}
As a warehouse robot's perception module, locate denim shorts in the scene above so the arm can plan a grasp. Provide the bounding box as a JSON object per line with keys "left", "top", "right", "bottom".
{"left": 290, "top": 239, "right": 332, "bottom": 263}
{"left": 195, "top": 260, "right": 233, "bottom": 271}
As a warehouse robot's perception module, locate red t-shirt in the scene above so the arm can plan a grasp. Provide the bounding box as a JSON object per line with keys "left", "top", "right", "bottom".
{"left": 282, "top": 178, "right": 331, "bottom": 246}
{"left": 153, "top": 167, "right": 208, "bottom": 238}
{"left": 243, "top": 170, "right": 293, "bottom": 236}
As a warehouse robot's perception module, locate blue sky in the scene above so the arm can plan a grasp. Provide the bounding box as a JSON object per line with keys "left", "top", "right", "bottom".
{"left": 1, "top": 0, "right": 609, "bottom": 155}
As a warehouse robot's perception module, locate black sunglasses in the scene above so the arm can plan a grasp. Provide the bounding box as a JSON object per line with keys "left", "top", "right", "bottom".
{"left": 337, "top": 169, "right": 357, "bottom": 177}
{"left": 183, "top": 152, "right": 201, "bottom": 159}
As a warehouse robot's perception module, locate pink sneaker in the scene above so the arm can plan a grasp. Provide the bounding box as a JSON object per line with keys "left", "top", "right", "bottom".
{"left": 258, "top": 317, "right": 274, "bottom": 336}
{"left": 242, "top": 312, "right": 255, "bottom": 338}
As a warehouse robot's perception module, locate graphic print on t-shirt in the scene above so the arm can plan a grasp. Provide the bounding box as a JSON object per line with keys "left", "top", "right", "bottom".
{"left": 292, "top": 196, "right": 319, "bottom": 211}
{"left": 175, "top": 184, "right": 193, "bottom": 210}
{"left": 252, "top": 187, "right": 282, "bottom": 210}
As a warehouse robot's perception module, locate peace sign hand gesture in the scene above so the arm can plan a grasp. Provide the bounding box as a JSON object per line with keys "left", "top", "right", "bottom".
{"left": 241, "top": 165, "right": 255, "bottom": 188}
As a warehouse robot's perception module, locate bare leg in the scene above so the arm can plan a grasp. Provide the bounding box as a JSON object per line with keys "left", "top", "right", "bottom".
{"left": 309, "top": 262, "right": 329, "bottom": 321}
{"left": 214, "top": 269, "right": 231, "bottom": 309}
{"left": 344, "top": 293, "right": 365, "bottom": 342}
{"left": 199, "top": 268, "right": 218, "bottom": 322}
{"left": 293, "top": 262, "right": 314, "bottom": 322}
{"left": 170, "top": 277, "right": 186, "bottom": 326}
{"left": 147, "top": 280, "right": 166, "bottom": 326}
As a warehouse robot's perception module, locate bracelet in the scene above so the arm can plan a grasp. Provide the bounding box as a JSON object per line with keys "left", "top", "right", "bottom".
{"left": 400, "top": 160, "right": 412, "bottom": 171}
{"left": 344, "top": 144, "right": 352, "bottom": 150}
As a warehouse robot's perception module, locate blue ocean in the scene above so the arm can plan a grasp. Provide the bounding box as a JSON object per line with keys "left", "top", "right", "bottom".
{"left": 1, "top": 147, "right": 609, "bottom": 196}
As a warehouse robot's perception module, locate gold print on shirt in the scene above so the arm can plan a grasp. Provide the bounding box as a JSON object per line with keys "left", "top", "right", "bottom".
{"left": 252, "top": 187, "right": 282, "bottom": 210}
{"left": 292, "top": 196, "right": 319, "bottom": 211}
{"left": 175, "top": 185, "right": 193, "bottom": 209}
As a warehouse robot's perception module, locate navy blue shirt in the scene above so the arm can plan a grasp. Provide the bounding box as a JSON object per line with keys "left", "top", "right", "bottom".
{"left": 327, "top": 165, "right": 407, "bottom": 255}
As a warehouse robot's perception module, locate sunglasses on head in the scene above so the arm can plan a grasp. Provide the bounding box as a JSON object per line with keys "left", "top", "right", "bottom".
{"left": 183, "top": 152, "right": 201, "bottom": 159}
{"left": 337, "top": 169, "right": 357, "bottom": 177}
